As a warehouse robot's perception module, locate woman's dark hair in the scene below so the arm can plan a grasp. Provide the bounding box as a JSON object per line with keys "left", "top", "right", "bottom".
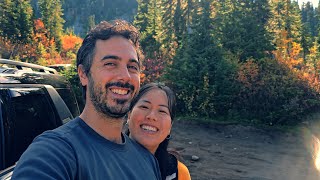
{"left": 129, "top": 82, "right": 176, "bottom": 119}
{"left": 128, "top": 82, "right": 177, "bottom": 180}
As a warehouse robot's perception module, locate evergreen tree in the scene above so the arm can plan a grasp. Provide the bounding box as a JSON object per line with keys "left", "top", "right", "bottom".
{"left": 165, "top": 0, "right": 222, "bottom": 117}
{"left": 87, "top": 15, "right": 95, "bottom": 32}
{"left": 300, "top": 2, "right": 314, "bottom": 62}
{"left": 267, "top": 0, "right": 303, "bottom": 64}
{"left": 141, "top": 0, "right": 163, "bottom": 57}
{"left": 38, "top": 0, "right": 65, "bottom": 51}
{"left": 161, "top": 0, "right": 178, "bottom": 60}
{"left": 134, "top": 0, "right": 149, "bottom": 33}
{"left": 215, "top": 0, "right": 273, "bottom": 61}
{"left": 0, "top": 0, "right": 19, "bottom": 41}
{"left": 317, "top": 1, "right": 320, "bottom": 31}
{"left": 302, "top": 2, "right": 317, "bottom": 36}
{"left": 301, "top": 23, "right": 313, "bottom": 61}
{"left": 0, "top": 0, "right": 33, "bottom": 43}
{"left": 306, "top": 36, "right": 320, "bottom": 83}
{"left": 268, "top": 0, "right": 302, "bottom": 42}
{"left": 173, "top": 0, "right": 185, "bottom": 44}
{"left": 315, "top": 1, "right": 320, "bottom": 48}
{"left": 286, "top": 1, "right": 302, "bottom": 42}
{"left": 17, "top": 0, "right": 34, "bottom": 43}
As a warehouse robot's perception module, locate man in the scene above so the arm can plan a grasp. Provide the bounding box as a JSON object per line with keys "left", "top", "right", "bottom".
{"left": 11, "top": 20, "right": 161, "bottom": 180}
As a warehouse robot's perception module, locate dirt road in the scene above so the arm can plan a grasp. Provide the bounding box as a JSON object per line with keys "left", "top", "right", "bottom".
{"left": 169, "top": 120, "right": 320, "bottom": 180}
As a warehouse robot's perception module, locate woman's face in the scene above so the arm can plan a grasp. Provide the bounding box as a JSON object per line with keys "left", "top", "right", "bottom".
{"left": 128, "top": 88, "right": 172, "bottom": 154}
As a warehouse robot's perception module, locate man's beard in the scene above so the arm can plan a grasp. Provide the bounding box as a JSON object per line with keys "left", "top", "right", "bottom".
{"left": 88, "top": 76, "right": 134, "bottom": 118}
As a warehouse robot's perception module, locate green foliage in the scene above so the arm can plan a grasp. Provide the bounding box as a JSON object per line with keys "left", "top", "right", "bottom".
{"left": 301, "top": 2, "right": 318, "bottom": 37}
{"left": 60, "top": 62, "right": 85, "bottom": 111}
{"left": 267, "top": 0, "right": 302, "bottom": 44}
{"left": 87, "top": 15, "right": 95, "bottom": 32}
{"left": 140, "top": 0, "right": 163, "bottom": 57}
{"left": 0, "top": 0, "right": 34, "bottom": 43}
{"left": 301, "top": 23, "right": 313, "bottom": 61}
{"left": 165, "top": 0, "right": 222, "bottom": 118}
{"left": 287, "top": 1, "right": 303, "bottom": 42}
{"left": 172, "top": 0, "right": 184, "bottom": 44}
{"left": 235, "top": 58, "right": 320, "bottom": 126}
{"left": 134, "top": 0, "right": 149, "bottom": 33}
{"left": 159, "top": 0, "right": 320, "bottom": 126}
{"left": 38, "top": 0, "right": 65, "bottom": 51}
{"left": 301, "top": 2, "right": 317, "bottom": 61}
{"left": 213, "top": 52, "right": 240, "bottom": 116}
{"left": 2, "top": 0, "right": 320, "bottom": 128}
{"left": 215, "top": 0, "right": 274, "bottom": 61}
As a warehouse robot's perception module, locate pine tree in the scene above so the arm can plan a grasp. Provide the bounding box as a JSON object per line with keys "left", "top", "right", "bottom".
{"left": 173, "top": 0, "right": 185, "bottom": 44}
{"left": 17, "top": 0, "right": 34, "bottom": 43}
{"left": 215, "top": 0, "right": 273, "bottom": 61}
{"left": 306, "top": 36, "right": 320, "bottom": 83}
{"left": 302, "top": 2, "right": 317, "bottom": 36}
{"left": 317, "top": 0, "right": 320, "bottom": 33}
{"left": 286, "top": 1, "right": 302, "bottom": 42}
{"left": 165, "top": 0, "right": 223, "bottom": 117}
{"left": 0, "top": 0, "right": 19, "bottom": 41}
{"left": 267, "top": 0, "right": 303, "bottom": 65}
{"left": 141, "top": 0, "right": 163, "bottom": 57}
{"left": 87, "top": 15, "right": 95, "bottom": 32}
{"left": 160, "top": 0, "right": 178, "bottom": 60}
{"left": 301, "top": 24, "right": 313, "bottom": 61}
{"left": 134, "top": 0, "right": 149, "bottom": 33}
{"left": 300, "top": 2, "right": 314, "bottom": 62}
{"left": 38, "top": 0, "right": 65, "bottom": 51}
{"left": 0, "top": 0, "right": 33, "bottom": 43}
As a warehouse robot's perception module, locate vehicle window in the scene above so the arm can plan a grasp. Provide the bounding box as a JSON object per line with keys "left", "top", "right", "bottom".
{"left": 3, "top": 88, "right": 60, "bottom": 168}
{"left": 56, "top": 88, "right": 80, "bottom": 118}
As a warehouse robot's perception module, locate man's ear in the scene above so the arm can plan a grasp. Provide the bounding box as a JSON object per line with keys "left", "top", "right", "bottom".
{"left": 78, "top": 64, "right": 88, "bottom": 86}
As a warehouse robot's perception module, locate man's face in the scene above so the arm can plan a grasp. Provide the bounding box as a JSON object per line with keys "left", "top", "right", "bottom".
{"left": 83, "top": 36, "right": 140, "bottom": 118}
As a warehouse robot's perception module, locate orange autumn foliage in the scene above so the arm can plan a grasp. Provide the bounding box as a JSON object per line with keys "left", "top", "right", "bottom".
{"left": 34, "top": 19, "right": 45, "bottom": 31}
{"left": 273, "top": 30, "right": 303, "bottom": 69}
{"left": 237, "top": 59, "right": 263, "bottom": 89}
{"left": 140, "top": 73, "right": 146, "bottom": 83}
{"left": 298, "top": 44, "right": 320, "bottom": 92}
{"left": 30, "top": 19, "right": 65, "bottom": 65}
{"left": 33, "top": 19, "right": 53, "bottom": 47}
{"left": 61, "top": 34, "right": 82, "bottom": 52}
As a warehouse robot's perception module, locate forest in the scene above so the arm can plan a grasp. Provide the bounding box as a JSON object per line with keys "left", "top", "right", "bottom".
{"left": 1, "top": 0, "right": 320, "bottom": 127}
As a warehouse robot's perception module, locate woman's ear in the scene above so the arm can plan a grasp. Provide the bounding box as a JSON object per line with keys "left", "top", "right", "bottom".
{"left": 78, "top": 64, "right": 88, "bottom": 86}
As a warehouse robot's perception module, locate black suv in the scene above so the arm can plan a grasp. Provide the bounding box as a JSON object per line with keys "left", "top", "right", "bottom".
{"left": 0, "top": 59, "right": 80, "bottom": 177}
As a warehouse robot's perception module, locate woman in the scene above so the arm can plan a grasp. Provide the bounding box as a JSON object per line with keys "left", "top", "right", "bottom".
{"left": 126, "top": 83, "right": 191, "bottom": 180}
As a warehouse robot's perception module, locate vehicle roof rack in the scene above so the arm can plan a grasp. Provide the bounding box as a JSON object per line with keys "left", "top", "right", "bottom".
{"left": 0, "top": 59, "right": 58, "bottom": 74}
